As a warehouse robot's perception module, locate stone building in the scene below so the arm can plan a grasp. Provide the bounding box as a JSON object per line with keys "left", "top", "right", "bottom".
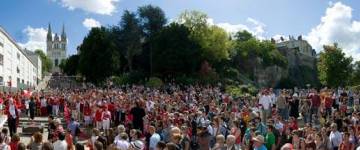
{"left": 255, "top": 35, "right": 319, "bottom": 88}
{"left": 47, "top": 24, "right": 67, "bottom": 73}
{"left": 276, "top": 35, "right": 316, "bottom": 58}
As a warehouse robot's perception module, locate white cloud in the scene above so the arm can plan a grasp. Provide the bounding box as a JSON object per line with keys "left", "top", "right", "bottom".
{"left": 305, "top": 2, "right": 360, "bottom": 60}
{"left": 272, "top": 34, "right": 289, "bottom": 42}
{"left": 18, "top": 26, "right": 47, "bottom": 53}
{"left": 83, "top": 18, "right": 101, "bottom": 30}
{"left": 56, "top": 0, "right": 119, "bottom": 15}
{"left": 210, "top": 17, "right": 266, "bottom": 39}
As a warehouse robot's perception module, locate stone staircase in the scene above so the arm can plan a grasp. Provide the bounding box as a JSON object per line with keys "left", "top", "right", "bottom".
{"left": 47, "top": 75, "right": 81, "bottom": 89}
{"left": 3, "top": 116, "right": 66, "bottom": 135}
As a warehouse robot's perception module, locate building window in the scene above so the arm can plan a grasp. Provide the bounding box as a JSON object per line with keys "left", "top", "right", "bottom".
{"left": 0, "top": 54, "right": 3, "bottom": 66}
{"left": 16, "top": 67, "right": 20, "bottom": 73}
{"left": 17, "top": 53, "right": 20, "bottom": 60}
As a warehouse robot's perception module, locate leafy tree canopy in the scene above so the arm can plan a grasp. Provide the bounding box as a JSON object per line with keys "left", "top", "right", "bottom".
{"left": 318, "top": 43, "right": 353, "bottom": 87}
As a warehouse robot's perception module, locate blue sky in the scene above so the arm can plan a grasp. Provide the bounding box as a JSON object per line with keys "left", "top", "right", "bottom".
{"left": 1, "top": 0, "right": 360, "bottom": 59}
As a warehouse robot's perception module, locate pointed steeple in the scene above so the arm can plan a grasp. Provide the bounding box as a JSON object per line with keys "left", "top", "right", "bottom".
{"left": 61, "top": 23, "right": 66, "bottom": 41}
{"left": 47, "top": 23, "right": 52, "bottom": 41}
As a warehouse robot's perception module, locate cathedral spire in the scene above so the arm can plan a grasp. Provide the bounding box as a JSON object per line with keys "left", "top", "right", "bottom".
{"left": 47, "top": 23, "right": 52, "bottom": 41}
{"left": 61, "top": 23, "right": 66, "bottom": 41}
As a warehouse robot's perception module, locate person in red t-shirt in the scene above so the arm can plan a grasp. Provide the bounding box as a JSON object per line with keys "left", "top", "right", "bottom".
{"left": 95, "top": 108, "right": 103, "bottom": 130}
{"left": 289, "top": 117, "right": 298, "bottom": 131}
{"left": 83, "top": 102, "right": 92, "bottom": 127}
{"left": 107, "top": 102, "right": 115, "bottom": 122}
{"left": 308, "top": 90, "right": 321, "bottom": 123}
{"left": 324, "top": 94, "right": 333, "bottom": 118}
{"left": 9, "top": 134, "right": 20, "bottom": 150}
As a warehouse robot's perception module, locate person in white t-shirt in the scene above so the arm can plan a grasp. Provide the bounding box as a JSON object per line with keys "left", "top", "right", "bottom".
{"left": 53, "top": 132, "right": 68, "bottom": 150}
{"left": 329, "top": 123, "right": 342, "bottom": 150}
{"left": 114, "top": 132, "right": 130, "bottom": 150}
{"left": 259, "top": 90, "right": 272, "bottom": 122}
{"left": 146, "top": 100, "right": 154, "bottom": 112}
{"left": 102, "top": 106, "right": 111, "bottom": 135}
{"left": 149, "top": 126, "right": 160, "bottom": 150}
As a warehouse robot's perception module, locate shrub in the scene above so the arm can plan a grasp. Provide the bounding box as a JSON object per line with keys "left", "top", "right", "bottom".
{"left": 199, "top": 71, "right": 219, "bottom": 85}
{"left": 112, "top": 75, "right": 131, "bottom": 86}
{"left": 174, "top": 75, "right": 198, "bottom": 85}
{"left": 128, "top": 71, "right": 146, "bottom": 84}
{"left": 225, "top": 84, "right": 258, "bottom": 98}
{"left": 146, "top": 77, "right": 164, "bottom": 88}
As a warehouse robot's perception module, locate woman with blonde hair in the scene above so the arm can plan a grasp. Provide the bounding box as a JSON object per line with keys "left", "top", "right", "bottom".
{"left": 212, "top": 134, "right": 225, "bottom": 150}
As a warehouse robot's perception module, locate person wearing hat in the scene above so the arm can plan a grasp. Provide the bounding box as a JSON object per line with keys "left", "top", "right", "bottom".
{"left": 252, "top": 135, "right": 267, "bottom": 150}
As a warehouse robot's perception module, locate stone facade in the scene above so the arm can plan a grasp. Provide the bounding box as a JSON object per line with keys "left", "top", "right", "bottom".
{"left": 47, "top": 24, "right": 67, "bottom": 73}
{"left": 254, "top": 36, "right": 319, "bottom": 87}
{"left": 0, "top": 26, "right": 41, "bottom": 90}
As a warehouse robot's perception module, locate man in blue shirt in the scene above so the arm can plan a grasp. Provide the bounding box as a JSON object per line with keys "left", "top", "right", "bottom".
{"left": 252, "top": 135, "right": 267, "bottom": 150}
{"left": 67, "top": 118, "right": 80, "bottom": 144}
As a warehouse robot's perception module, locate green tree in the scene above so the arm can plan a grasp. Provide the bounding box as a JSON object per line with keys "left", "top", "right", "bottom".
{"left": 118, "top": 10, "right": 142, "bottom": 72}
{"left": 178, "top": 10, "right": 208, "bottom": 32}
{"left": 351, "top": 61, "right": 360, "bottom": 85}
{"left": 318, "top": 43, "right": 353, "bottom": 87}
{"left": 137, "top": 5, "right": 167, "bottom": 75}
{"left": 138, "top": 5, "right": 167, "bottom": 37}
{"left": 231, "top": 31, "right": 287, "bottom": 80}
{"left": 78, "top": 27, "right": 120, "bottom": 84}
{"left": 234, "top": 30, "right": 254, "bottom": 42}
{"left": 34, "top": 49, "right": 52, "bottom": 76}
{"left": 59, "top": 59, "right": 66, "bottom": 72}
{"left": 60, "top": 54, "right": 79, "bottom": 76}
{"left": 152, "top": 23, "right": 201, "bottom": 78}
{"left": 202, "top": 26, "right": 232, "bottom": 62}
{"left": 178, "top": 10, "right": 231, "bottom": 64}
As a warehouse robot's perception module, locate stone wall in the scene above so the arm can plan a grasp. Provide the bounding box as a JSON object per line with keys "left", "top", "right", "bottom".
{"left": 255, "top": 65, "right": 287, "bottom": 87}
{"left": 253, "top": 47, "right": 318, "bottom": 88}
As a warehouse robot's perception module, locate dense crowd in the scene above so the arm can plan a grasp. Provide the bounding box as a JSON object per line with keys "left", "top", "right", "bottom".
{"left": 0, "top": 84, "right": 359, "bottom": 150}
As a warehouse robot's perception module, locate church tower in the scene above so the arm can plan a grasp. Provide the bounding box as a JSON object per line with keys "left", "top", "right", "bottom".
{"left": 46, "top": 23, "right": 67, "bottom": 73}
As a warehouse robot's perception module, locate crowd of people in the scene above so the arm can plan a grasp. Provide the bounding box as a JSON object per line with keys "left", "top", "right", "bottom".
{"left": 0, "top": 84, "right": 359, "bottom": 150}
